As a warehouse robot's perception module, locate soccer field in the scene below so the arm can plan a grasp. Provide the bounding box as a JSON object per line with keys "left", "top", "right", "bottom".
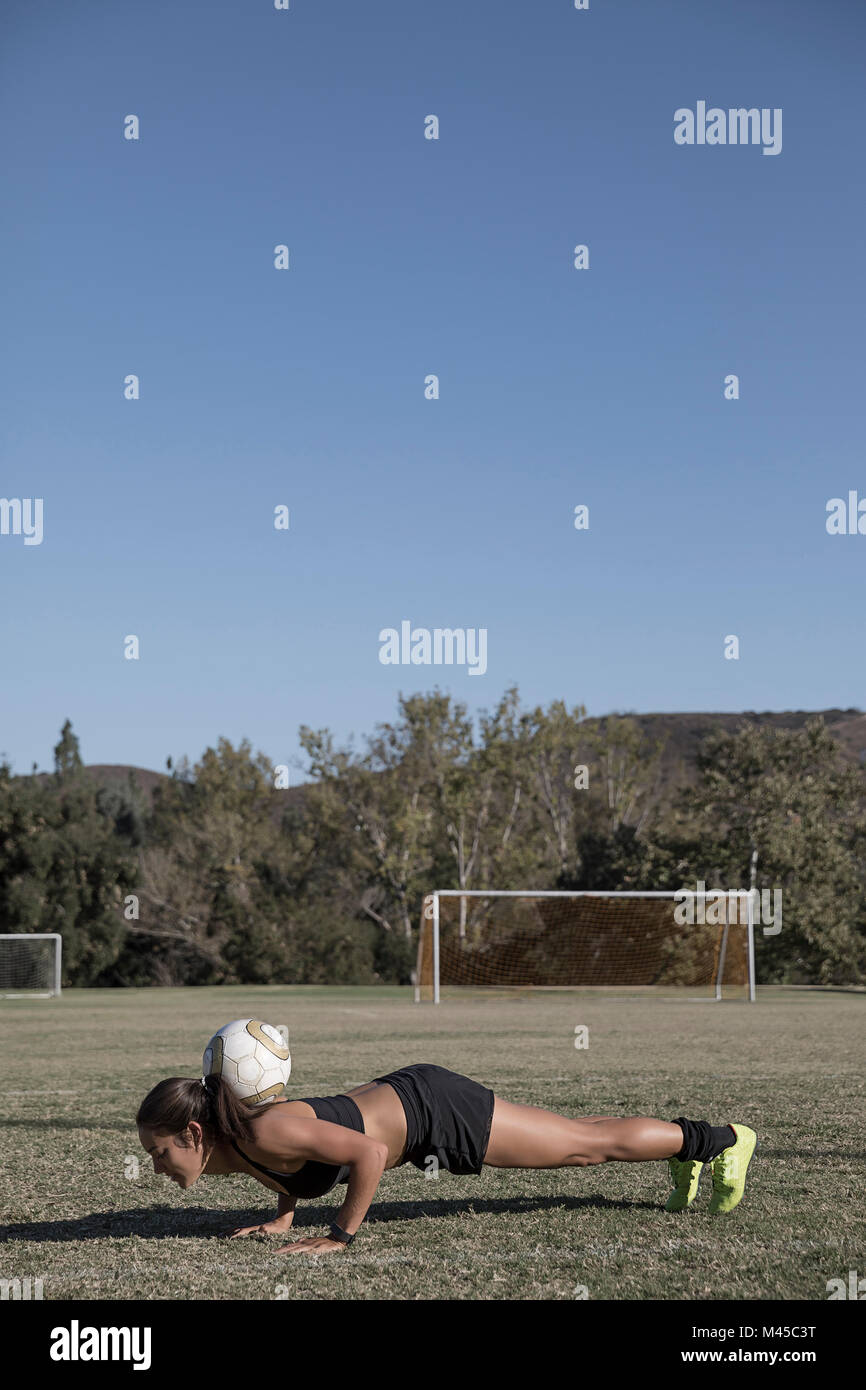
{"left": 1, "top": 986, "right": 863, "bottom": 1302}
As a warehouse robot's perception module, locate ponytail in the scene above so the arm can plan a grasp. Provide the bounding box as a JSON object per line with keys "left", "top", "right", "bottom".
{"left": 136, "top": 1074, "right": 264, "bottom": 1144}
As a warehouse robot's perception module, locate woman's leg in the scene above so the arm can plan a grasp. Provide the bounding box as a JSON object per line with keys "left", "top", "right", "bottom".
{"left": 484, "top": 1096, "right": 684, "bottom": 1168}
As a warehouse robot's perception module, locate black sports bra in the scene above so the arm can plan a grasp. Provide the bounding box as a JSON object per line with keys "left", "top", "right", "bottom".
{"left": 230, "top": 1093, "right": 365, "bottom": 1198}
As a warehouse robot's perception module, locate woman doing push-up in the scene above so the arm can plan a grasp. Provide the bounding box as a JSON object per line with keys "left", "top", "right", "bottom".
{"left": 136, "top": 1062, "right": 757, "bottom": 1255}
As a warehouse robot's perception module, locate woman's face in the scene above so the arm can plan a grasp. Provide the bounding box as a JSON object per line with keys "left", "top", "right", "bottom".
{"left": 138, "top": 1125, "right": 206, "bottom": 1189}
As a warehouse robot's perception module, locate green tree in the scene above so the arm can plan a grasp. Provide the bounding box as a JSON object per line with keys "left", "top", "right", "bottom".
{"left": 582, "top": 715, "right": 666, "bottom": 835}
{"left": 300, "top": 719, "right": 433, "bottom": 940}
{"left": 0, "top": 726, "right": 135, "bottom": 984}
{"left": 123, "top": 737, "right": 291, "bottom": 984}
{"left": 684, "top": 719, "right": 866, "bottom": 983}
{"left": 518, "top": 698, "right": 589, "bottom": 879}
{"left": 397, "top": 687, "right": 537, "bottom": 935}
{"left": 53, "top": 719, "right": 83, "bottom": 778}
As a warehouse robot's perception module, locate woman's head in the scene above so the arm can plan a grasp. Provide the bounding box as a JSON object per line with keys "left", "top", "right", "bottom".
{"left": 136, "top": 1075, "right": 262, "bottom": 1189}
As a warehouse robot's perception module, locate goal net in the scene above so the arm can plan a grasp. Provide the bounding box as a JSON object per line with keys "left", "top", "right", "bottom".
{"left": 416, "top": 892, "right": 754, "bottom": 1002}
{"left": 0, "top": 934, "right": 62, "bottom": 998}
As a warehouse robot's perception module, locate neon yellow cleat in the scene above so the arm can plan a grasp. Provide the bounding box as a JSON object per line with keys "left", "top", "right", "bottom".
{"left": 708, "top": 1124, "right": 757, "bottom": 1213}
{"left": 664, "top": 1157, "right": 703, "bottom": 1211}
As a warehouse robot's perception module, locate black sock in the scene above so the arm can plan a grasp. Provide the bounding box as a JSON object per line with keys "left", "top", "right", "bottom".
{"left": 672, "top": 1118, "right": 737, "bottom": 1163}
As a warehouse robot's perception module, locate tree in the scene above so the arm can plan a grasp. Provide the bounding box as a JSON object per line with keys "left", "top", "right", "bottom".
{"left": 0, "top": 731, "right": 135, "bottom": 985}
{"left": 53, "top": 719, "right": 83, "bottom": 778}
{"left": 518, "top": 698, "right": 589, "bottom": 879}
{"left": 582, "top": 715, "right": 666, "bottom": 835}
{"left": 300, "top": 720, "right": 433, "bottom": 940}
{"left": 684, "top": 719, "right": 866, "bottom": 983}
{"left": 122, "top": 738, "right": 292, "bottom": 983}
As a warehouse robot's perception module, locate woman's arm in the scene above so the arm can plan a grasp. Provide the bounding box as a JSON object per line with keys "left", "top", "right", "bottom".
{"left": 276, "top": 1192, "right": 296, "bottom": 1226}
{"left": 275, "top": 1138, "right": 388, "bottom": 1255}
{"left": 242, "top": 1112, "right": 389, "bottom": 1256}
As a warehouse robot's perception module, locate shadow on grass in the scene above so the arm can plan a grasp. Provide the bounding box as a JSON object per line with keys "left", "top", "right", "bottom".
{"left": 0, "top": 1193, "right": 660, "bottom": 1243}
{"left": 360, "top": 1193, "right": 661, "bottom": 1223}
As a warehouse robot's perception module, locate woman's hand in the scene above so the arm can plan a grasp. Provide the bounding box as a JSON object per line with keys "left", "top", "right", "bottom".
{"left": 274, "top": 1236, "right": 347, "bottom": 1256}
{"left": 221, "top": 1218, "right": 293, "bottom": 1240}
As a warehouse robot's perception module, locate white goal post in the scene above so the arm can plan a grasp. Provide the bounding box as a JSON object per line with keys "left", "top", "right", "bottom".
{"left": 417, "top": 890, "right": 757, "bottom": 1004}
{"left": 0, "top": 934, "right": 62, "bottom": 998}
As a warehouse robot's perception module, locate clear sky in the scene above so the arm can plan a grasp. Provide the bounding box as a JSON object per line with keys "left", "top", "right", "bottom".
{"left": 1, "top": 0, "right": 864, "bottom": 778}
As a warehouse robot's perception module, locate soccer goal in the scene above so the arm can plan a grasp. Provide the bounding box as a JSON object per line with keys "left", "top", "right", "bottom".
{"left": 0, "top": 934, "right": 62, "bottom": 998}
{"left": 416, "top": 891, "right": 756, "bottom": 1003}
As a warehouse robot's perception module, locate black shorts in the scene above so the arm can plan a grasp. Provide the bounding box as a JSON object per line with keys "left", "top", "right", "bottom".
{"left": 372, "top": 1063, "right": 495, "bottom": 1175}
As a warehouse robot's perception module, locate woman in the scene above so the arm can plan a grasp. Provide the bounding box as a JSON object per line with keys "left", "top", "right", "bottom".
{"left": 136, "top": 1062, "right": 756, "bottom": 1255}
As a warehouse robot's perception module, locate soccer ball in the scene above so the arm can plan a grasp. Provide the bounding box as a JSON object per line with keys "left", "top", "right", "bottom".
{"left": 202, "top": 1019, "right": 291, "bottom": 1105}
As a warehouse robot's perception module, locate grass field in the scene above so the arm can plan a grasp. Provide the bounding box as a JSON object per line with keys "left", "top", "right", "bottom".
{"left": 1, "top": 985, "right": 863, "bottom": 1302}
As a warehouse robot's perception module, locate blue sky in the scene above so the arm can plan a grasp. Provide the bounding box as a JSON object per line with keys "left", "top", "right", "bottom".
{"left": 1, "top": 0, "right": 864, "bottom": 778}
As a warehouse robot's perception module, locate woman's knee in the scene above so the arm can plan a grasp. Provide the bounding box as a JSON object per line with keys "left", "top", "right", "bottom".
{"left": 565, "top": 1125, "right": 612, "bottom": 1166}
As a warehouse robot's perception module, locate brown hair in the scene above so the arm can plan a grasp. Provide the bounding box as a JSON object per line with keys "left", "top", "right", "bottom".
{"left": 136, "top": 1074, "right": 264, "bottom": 1146}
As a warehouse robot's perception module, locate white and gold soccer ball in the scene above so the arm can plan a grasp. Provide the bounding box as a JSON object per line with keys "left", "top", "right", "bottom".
{"left": 202, "top": 1019, "right": 291, "bottom": 1104}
